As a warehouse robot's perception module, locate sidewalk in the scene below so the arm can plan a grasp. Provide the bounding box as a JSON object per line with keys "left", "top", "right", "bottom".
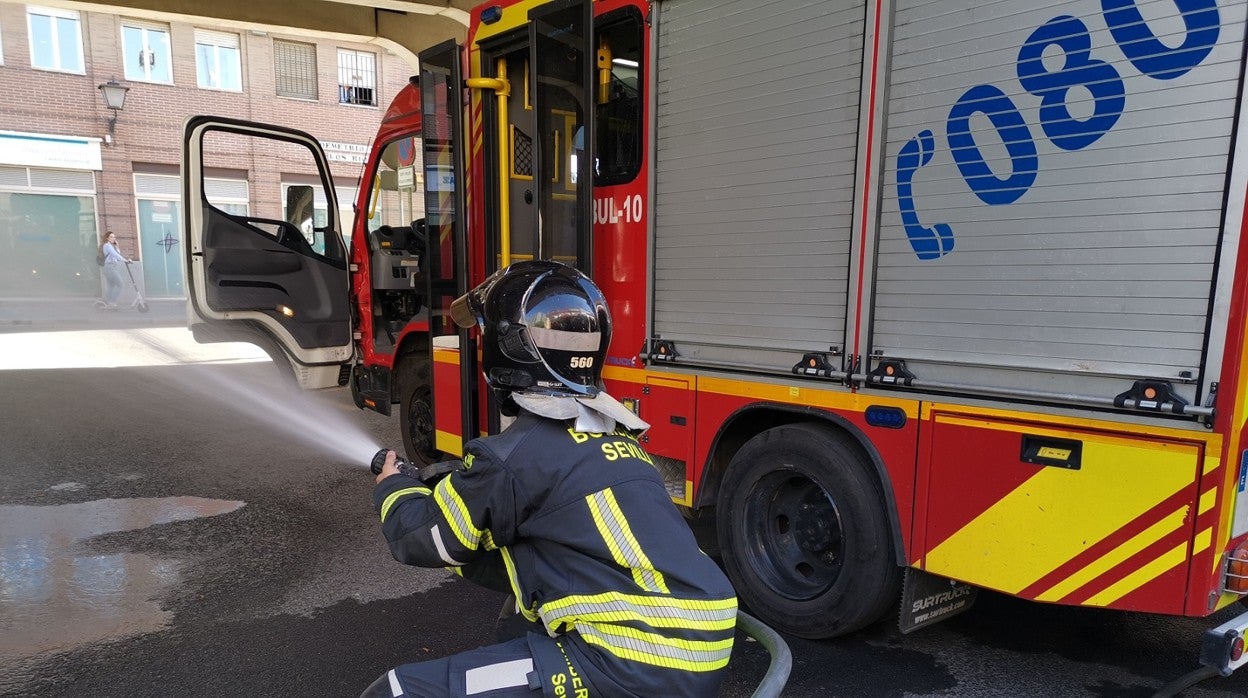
{"left": 0, "top": 298, "right": 186, "bottom": 333}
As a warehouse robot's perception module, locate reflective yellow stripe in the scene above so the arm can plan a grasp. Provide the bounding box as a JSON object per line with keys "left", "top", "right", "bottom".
{"left": 923, "top": 422, "right": 1198, "bottom": 593}
{"left": 500, "top": 547, "right": 539, "bottom": 622}
{"left": 379, "top": 486, "right": 431, "bottom": 523}
{"left": 1199, "top": 486, "right": 1217, "bottom": 515}
{"left": 540, "top": 591, "right": 737, "bottom": 632}
{"left": 1085, "top": 539, "right": 1188, "bottom": 606}
{"left": 1035, "top": 507, "right": 1187, "bottom": 602}
{"left": 587, "top": 489, "right": 669, "bottom": 593}
{"left": 434, "top": 477, "right": 484, "bottom": 550}
{"left": 574, "top": 622, "right": 733, "bottom": 671}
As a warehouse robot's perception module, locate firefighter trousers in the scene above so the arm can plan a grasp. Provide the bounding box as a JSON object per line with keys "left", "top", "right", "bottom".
{"left": 360, "top": 633, "right": 597, "bottom": 698}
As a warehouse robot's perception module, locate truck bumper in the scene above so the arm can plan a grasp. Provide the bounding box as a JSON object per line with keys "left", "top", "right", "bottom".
{"left": 1200, "top": 606, "right": 1248, "bottom": 676}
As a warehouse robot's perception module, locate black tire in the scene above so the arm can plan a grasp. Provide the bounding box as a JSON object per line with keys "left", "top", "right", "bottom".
{"left": 399, "top": 360, "right": 441, "bottom": 466}
{"left": 136, "top": 300, "right": 150, "bottom": 313}
{"left": 716, "top": 423, "right": 901, "bottom": 639}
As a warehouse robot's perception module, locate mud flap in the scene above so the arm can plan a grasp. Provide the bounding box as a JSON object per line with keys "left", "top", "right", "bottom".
{"left": 352, "top": 363, "right": 392, "bottom": 415}
{"left": 898, "top": 568, "right": 978, "bottom": 634}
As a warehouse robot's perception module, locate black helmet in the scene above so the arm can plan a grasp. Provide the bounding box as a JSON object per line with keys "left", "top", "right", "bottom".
{"left": 451, "top": 260, "right": 610, "bottom": 399}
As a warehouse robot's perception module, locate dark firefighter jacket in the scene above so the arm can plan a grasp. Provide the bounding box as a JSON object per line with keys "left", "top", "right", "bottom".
{"left": 372, "top": 409, "right": 737, "bottom": 697}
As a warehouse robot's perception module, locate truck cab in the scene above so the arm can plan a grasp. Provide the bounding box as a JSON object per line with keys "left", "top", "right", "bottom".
{"left": 181, "top": 1, "right": 629, "bottom": 466}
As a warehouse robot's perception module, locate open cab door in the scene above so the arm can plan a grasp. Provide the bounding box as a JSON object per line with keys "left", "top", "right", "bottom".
{"left": 413, "top": 40, "right": 477, "bottom": 457}
{"left": 182, "top": 116, "right": 352, "bottom": 389}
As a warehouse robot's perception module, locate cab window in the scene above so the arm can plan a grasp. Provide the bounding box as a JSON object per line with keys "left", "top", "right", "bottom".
{"left": 365, "top": 135, "right": 425, "bottom": 231}
{"left": 595, "top": 10, "right": 643, "bottom": 185}
{"left": 200, "top": 128, "right": 345, "bottom": 263}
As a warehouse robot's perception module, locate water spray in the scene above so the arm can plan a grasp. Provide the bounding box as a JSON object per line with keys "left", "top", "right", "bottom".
{"left": 132, "top": 359, "right": 383, "bottom": 466}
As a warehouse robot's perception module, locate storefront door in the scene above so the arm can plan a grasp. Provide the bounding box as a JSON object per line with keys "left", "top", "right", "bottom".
{"left": 136, "top": 198, "right": 182, "bottom": 297}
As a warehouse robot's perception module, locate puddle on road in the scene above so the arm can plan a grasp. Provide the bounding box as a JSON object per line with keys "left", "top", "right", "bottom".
{"left": 0, "top": 497, "right": 244, "bottom": 663}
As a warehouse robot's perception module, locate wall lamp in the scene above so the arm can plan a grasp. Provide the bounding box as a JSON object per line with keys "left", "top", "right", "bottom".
{"left": 97, "top": 79, "right": 129, "bottom": 140}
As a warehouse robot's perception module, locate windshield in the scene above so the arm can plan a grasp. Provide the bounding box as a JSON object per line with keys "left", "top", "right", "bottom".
{"left": 364, "top": 134, "right": 426, "bottom": 233}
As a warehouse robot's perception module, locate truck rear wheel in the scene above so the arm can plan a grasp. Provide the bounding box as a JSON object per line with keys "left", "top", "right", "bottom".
{"left": 399, "top": 361, "right": 440, "bottom": 466}
{"left": 716, "top": 423, "right": 900, "bottom": 639}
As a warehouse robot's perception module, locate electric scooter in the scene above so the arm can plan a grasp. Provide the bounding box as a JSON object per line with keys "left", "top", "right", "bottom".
{"left": 94, "top": 261, "right": 150, "bottom": 313}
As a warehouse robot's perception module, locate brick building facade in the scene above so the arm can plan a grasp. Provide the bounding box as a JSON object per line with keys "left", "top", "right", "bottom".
{"left": 0, "top": 2, "right": 411, "bottom": 299}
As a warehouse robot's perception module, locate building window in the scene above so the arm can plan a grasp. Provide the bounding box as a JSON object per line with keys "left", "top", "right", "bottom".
{"left": 205, "top": 177, "right": 250, "bottom": 218}
{"left": 337, "top": 49, "right": 377, "bottom": 106}
{"left": 275, "top": 40, "right": 317, "bottom": 100}
{"left": 27, "top": 6, "right": 84, "bottom": 74}
{"left": 121, "top": 22, "right": 172, "bottom": 84}
{"left": 195, "top": 30, "right": 242, "bottom": 91}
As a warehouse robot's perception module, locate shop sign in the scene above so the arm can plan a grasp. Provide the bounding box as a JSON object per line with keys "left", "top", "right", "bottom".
{"left": 0, "top": 131, "right": 102, "bottom": 171}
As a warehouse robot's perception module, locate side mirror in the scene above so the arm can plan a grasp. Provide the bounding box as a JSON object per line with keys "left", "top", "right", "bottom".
{"left": 284, "top": 185, "right": 316, "bottom": 241}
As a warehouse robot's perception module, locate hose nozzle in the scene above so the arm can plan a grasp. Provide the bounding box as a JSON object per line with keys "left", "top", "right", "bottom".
{"left": 370, "top": 448, "right": 464, "bottom": 484}
{"left": 370, "top": 448, "right": 415, "bottom": 476}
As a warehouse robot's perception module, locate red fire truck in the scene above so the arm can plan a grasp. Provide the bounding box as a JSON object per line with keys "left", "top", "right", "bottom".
{"left": 182, "top": 0, "right": 1248, "bottom": 674}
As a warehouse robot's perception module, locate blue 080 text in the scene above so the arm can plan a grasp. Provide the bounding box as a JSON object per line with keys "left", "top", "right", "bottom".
{"left": 896, "top": 0, "right": 1222, "bottom": 260}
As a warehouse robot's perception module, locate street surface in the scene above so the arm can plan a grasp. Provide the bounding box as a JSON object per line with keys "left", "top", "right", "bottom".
{"left": 1, "top": 302, "right": 1247, "bottom": 697}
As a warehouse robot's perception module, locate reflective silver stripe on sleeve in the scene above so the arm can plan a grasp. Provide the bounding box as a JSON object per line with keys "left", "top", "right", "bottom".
{"left": 465, "top": 658, "right": 534, "bottom": 695}
{"left": 587, "top": 489, "right": 668, "bottom": 593}
{"left": 433, "top": 477, "right": 484, "bottom": 550}
{"left": 539, "top": 591, "right": 737, "bottom": 631}
{"left": 387, "top": 669, "right": 403, "bottom": 696}
{"left": 574, "top": 622, "right": 733, "bottom": 671}
{"left": 527, "top": 327, "right": 601, "bottom": 351}
{"left": 431, "top": 524, "right": 466, "bottom": 566}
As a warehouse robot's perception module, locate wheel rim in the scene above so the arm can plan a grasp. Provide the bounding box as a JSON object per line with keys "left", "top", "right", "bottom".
{"left": 739, "top": 468, "right": 844, "bottom": 601}
{"left": 406, "top": 386, "right": 437, "bottom": 459}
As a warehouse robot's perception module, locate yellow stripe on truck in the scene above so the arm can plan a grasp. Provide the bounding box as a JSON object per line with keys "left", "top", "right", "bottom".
{"left": 1035, "top": 507, "right": 1189, "bottom": 602}
{"left": 925, "top": 424, "right": 1198, "bottom": 594}
{"left": 1084, "top": 540, "right": 1189, "bottom": 607}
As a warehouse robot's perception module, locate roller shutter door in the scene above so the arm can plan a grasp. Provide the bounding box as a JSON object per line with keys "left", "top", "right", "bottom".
{"left": 651, "top": 0, "right": 866, "bottom": 369}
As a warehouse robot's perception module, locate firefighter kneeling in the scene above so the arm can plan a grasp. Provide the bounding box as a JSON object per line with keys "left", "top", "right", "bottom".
{"left": 362, "top": 260, "right": 737, "bottom": 698}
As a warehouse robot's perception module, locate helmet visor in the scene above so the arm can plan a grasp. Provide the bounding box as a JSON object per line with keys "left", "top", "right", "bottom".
{"left": 449, "top": 266, "right": 512, "bottom": 329}
{"left": 449, "top": 293, "right": 478, "bottom": 329}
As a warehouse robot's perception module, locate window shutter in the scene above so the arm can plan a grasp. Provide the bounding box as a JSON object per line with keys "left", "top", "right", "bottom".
{"left": 275, "top": 40, "right": 318, "bottom": 100}
{"left": 205, "top": 178, "right": 249, "bottom": 201}
{"left": 195, "top": 29, "right": 239, "bottom": 48}
{"left": 134, "top": 173, "right": 180, "bottom": 197}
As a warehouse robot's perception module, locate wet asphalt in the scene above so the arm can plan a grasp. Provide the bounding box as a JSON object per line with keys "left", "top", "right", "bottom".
{"left": 1, "top": 321, "right": 1248, "bottom": 697}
